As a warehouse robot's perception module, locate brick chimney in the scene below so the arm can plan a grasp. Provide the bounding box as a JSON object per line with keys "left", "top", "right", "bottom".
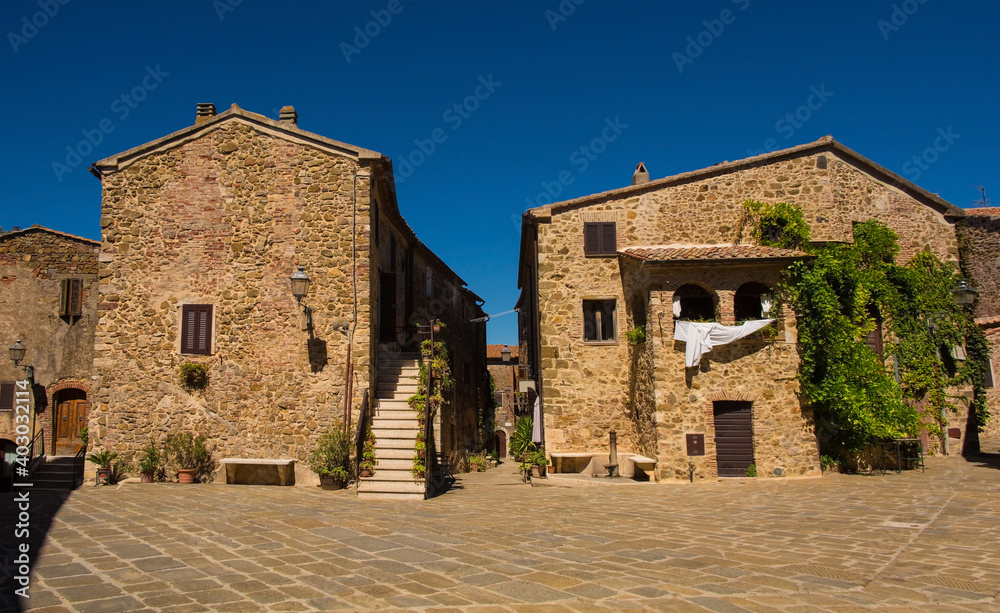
{"left": 632, "top": 162, "right": 649, "bottom": 185}
{"left": 279, "top": 106, "right": 298, "bottom": 126}
{"left": 195, "top": 103, "right": 217, "bottom": 125}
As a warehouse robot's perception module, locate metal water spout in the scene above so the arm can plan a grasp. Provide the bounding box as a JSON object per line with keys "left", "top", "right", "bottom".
{"left": 605, "top": 430, "right": 619, "bottom": 478}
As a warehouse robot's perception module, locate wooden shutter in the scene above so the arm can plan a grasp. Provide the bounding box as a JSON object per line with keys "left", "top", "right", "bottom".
{"left": 181, "top": 305, "right": 213, "bottom": 355}
{"left": 600, "top": 223, "right": 616, "bottom": 254}
{"left": 59, "top": 278, "right": 83, "bottom": 317}
{"left": 584, "top": 223, "right": 600, "bottom": 255}
{"left": 0, "top": 383, "right": 13, "bottom": 410}
{"left": 864, "top": 307, "right": 883, "bottom": 357}
{"left": 986, "top": 360, "right": 996, "bottom": 388}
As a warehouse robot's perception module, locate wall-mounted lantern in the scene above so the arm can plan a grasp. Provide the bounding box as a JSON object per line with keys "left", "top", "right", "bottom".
{"left": 501, "top": 345, "right": 511, "bottom": 363}
{"left": 952, "top": 280, "right": 977, "bottom": 308}
{"left": 8, "top": 339, "right": 33, "bottom": 381}
{"left": 290, "top": 266, "right": 313, "bottom": 331}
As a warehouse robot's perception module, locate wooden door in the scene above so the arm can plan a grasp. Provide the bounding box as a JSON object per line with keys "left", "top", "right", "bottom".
{"left": 496, "top": 431, "right": 507, "bottom": 458}
{"left": 55, "top": 391, "right": 87, "bottom": 455}
{"left": 713, "top": 401, "right": 754, "bottom": 477}
{"left": 379, "top": 273, "right": 397, "bottom": 343}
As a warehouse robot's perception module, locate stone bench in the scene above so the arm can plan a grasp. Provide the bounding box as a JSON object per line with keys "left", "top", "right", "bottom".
{"left": 626, "top": 455, "right": 657, "bottom": 481}
{"left": 219, "top": 458, "right": 295, "bottom": 486}
{"left": 549, "top": 452, "right": 603, "bottom": 474}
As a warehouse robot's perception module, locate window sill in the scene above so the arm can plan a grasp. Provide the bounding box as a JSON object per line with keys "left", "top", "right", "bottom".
{"left": 584, "top": 253, "right": 618, "bottom": 258}
{"left": 583, "top": 340, "right": 618, "bottom": 346}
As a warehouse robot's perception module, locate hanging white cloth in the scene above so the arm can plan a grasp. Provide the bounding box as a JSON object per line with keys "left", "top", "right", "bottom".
{"left": 672, "top": 295, "right": 682, "bottom": 318}
{"left": 673, "top": 319, "right": 775, "bottom": 367}
{"left": 531, "top": 396, "right": 542, "bottom": 444}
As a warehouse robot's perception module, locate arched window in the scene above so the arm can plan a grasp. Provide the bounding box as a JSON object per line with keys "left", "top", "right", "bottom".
{"left": 674, "top": 284, "right": 716, "bottom": 321}
{"left": 734, "top": 282, "right": 772, "bottom": 322}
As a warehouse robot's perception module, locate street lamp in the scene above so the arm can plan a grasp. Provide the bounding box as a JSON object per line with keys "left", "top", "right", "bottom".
{"left": 9, "top": 339, "right": 25, "bottom": 367}
{"left": 952, "top": 280, "right": 977, "bottom": 308}
{"left": 501, "top": 345, "right": 511, "bottom": 363}
{"left": 289, "top": 266, "right": 313, "bottom": 331}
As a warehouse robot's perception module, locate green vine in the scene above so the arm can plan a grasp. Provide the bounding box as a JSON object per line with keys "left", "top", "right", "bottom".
{"left": 769, "top": 213, "right": 983, "bottom": 454}
{"left": 742, "top": 200, "right": 811, "bottom": 250}
{"left": 408, "top": 339, "right": 454, "bottom": 478}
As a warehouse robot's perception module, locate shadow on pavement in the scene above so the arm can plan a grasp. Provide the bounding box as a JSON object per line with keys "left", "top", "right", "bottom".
{"left": 0, "top": 489, "right": 72, "bottom": 613}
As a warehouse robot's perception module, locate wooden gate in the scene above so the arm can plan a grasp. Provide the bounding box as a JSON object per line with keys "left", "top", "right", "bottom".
{"left": 713, "top": 401, "right": 754, "bottom": 477}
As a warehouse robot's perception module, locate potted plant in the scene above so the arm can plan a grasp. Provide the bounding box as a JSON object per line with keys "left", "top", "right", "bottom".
{"left": 166, "top": 432, "right": 215, "bottom": 484}
{"left": 528, "top": 449, "right": 548, "bottom": 478}
{"left": 137, "top": 441, "right": 163, "bottom": 483}
{"left": 468, "top": 453, "right": 488, "bottom": 472}
{"left": 309, "top": 427, "right": 352, "bottom": 489}
{"left": 86, "top": 449, "right": 117, "bottom": 485}
{"left": 359, "top": 425, "right": 377, "bottom": 478}
{"left": 624, "top": 325, "right": 646, "bottom": 345}
{"left": 179, "top": 362, "right": 209, "bottom": 389}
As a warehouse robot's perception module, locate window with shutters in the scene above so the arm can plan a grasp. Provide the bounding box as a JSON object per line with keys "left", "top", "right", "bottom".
{"left": 986, "top": 360, "right": 996, "bottom": 388}
{"left": 864, "top": 305, "right": 883, "bottom": 359}
{"left": 180, "top": 304, "right": 213, "bottom": 355}
{"left": 583, "top": 299, "right": 617, "bottom": 343}
{"left": 59, "top": 278, "right": 83, "bottom": 318}
{"left": 583, "top": 222, "right": 617, "bottom": 257}
{"left": 0, "top": 383, "right": 13, "bottom": 411}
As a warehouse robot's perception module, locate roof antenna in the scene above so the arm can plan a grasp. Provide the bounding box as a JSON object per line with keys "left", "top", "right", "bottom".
{"left": 972, "top": 185, "right": 990, "bottom": 207}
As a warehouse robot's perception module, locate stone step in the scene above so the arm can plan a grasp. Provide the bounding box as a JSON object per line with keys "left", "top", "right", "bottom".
{"left": 378, "top": 368, "right": 420, "bottom": 378}
{"left": 356, "top": 491, "right": 426, "bottom": 501}
{"left": 378, "top": 448, "right": 418, "bottom": 460}
{"left": 371, "top": 419, "right": 418, "bottom": 430}
{"left": 376, "top": 399, "right": 412, "bottom": 410}
{"left": 373, "top": 458, "right": 414, "bottom": 470}
{"left": 376, "top": 390, "right": 417, "bottom": 400}
{"left": 374, "top": 410, "right": 416, "bottom": 421}
{"left": 357, "top": 478, "right": 424, "bottom": 492}
{"left": 378, "top": 381, "right": 419, "bottom": 392}
{"left": 373, "top": 437, "right": 419, "bottom": 450}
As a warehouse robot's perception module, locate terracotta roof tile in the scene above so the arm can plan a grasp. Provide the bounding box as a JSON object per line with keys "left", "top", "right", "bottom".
{"left": 487, "top": 344, "right": 518, "bottom": 359}
{"left": 976, "top": 316, "right": 1000, "bottom": 329}
{"left": 620, "top": 245, "right": 809, "bottom": 263}
{"left": 963, "top": 207, "right": 1000, "bottom": 217}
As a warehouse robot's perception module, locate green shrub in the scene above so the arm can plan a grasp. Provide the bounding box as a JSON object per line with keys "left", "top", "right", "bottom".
{"left": 624, "top": 326, "right": 646, "bottom": 345}
{"left": 309, "top": 427, "right": 353, "bottom": 484}
{"left": 179, "top": 362, "right": 209, "bottom": 389}
{"left": 166, "top": 432, "right": 215, "bottom": 482}
{"left": 745, "top": 464, "right": 757, "bottom": 478}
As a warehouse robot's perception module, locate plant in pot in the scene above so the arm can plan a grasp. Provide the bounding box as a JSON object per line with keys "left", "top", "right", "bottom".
{"left": 528, "top": 449, "right": 548, "bottom": 478}
{"left": 137, "top": 441, "right": 163, "bottom": 483}
{"left": 86, "top": 449, "right": 118, "bottom": 485}
{"left": 179, "top": 362, "right": 209, "bottom": 389}
{"left": 166, "top": 432, "right": 215, "bottom": 484}
{"left": 309, "top": 427, "right": 353, "bottom": 489}
{"left": 359, "top": 425, "right": 377, "bottom": 478}
{"left": 468, "top": 453, "right": 488, "bottom": 472}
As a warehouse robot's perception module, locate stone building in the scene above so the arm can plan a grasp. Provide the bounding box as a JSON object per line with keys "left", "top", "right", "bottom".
{"left": 517, "top": 136, "right": 971, "bottom": 481}
{"left": 88, "top": 103, "right": 487, "bottom": 492}
{"left": 0, "top": 226, "right": 99, "bottom": 486}
{"left": 486, "top": 344, "right": 519, "bottom": 457}
{"left": 960, "top": 207, "right": 1000, "bottom": 440}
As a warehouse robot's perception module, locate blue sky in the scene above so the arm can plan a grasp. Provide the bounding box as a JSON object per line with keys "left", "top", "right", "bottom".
{"left": 1, "top": 0, "right": 997, "bottom": 345}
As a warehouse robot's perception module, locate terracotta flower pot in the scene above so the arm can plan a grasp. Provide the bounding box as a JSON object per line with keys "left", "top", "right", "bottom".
{"left": 319, "top": 476, "right": 345, "bottom": 490}
{"left": 177, "top": 468, "right": 196, "bottom": 484}
{"left": 96, "top": 467, "right": 111, "bottom": 483}
{"left": 360, "top": 468, "right": 373, "bottom": 478}
{"left": 140, "top": 471, "right": 155, "bottom": 483}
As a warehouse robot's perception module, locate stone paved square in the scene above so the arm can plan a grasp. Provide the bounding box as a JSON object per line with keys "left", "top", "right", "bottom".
{"left": 3, "top": 450, "right": 1000, "bottom": 612}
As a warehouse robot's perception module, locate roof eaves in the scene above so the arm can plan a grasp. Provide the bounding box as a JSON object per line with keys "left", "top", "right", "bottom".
{"left": 0, "top": 224, "right": 100, "bottom": 246}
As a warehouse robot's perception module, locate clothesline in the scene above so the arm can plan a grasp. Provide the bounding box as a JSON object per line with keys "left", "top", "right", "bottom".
{"left": 673, "top": 319, "right": 775, "bottom": 367}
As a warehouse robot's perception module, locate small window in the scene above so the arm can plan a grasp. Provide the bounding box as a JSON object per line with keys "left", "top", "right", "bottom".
{"left": 734, "top": 282, "right": 771, "bottom": 322}
{"left": 0, "top": 383, "right": 13, "bottom": 411}
{"left": 584, "top": 222, "right": 616, "bottom": 256}
{"left": 181, "top": 304, "right": 213, "bottom": 355}
{"left": 864, "top": 305, "right": 883, "bottom": 358}
{"left": 59, "top": 278, "right": 83, "bottom": 317}
{"left": 985, "top": 360, "right": 995, "bottom": 388}
{"left": 583, "top": 299, "right": 617, "bottom": 343}
{"left": 674, "top": 285, "right": 715, "bottom": 321}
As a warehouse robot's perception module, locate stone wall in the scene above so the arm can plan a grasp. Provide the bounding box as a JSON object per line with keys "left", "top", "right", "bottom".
{"left": 982, "top": 329, "right": 1000, "bottom": 441}
{"left": 0, "top": 228, "right": 99, "bottom": 449}
{"left": 960, "top": 210, "right": 1000, "bottom": 320}
{"left": 527, "top": 146, "right": 959, "bottom": 480}
{"left": 91, "top": 121, "right": 373, "bottom": 479}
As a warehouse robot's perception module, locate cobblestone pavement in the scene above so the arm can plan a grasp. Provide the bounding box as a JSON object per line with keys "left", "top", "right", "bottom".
{"left": 3, "top": 447, "right": 1000, "bottom": 612}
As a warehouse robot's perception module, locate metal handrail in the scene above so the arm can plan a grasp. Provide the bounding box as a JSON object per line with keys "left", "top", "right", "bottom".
{"left": 25, "top": 428, "right": 45, "bottom": 476}
{"left": 353, "top": 389, "right": 370, "bottom": 480}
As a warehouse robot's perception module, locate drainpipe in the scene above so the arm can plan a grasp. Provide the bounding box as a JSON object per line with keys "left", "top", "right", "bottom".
{"left": 344, "top": 169, "right": 361, "bottom": 434}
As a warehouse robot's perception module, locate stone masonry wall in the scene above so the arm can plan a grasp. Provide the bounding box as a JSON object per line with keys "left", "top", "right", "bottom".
{"left": 960, "top": 212, "right": 1000, "bottom": 320}
{"left": 0, "top": 229, "right": 98, "bottom": 449}
{"left": 533, "top": 148, "right": 955, "bottom": 479}
{"left": 91, "top": 121, "right": 373, "bottom": 480}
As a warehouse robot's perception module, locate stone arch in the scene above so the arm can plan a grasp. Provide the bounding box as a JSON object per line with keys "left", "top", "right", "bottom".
{"left": 734, "top": 282, "right": 772, "bottom": 322}
{"left": 673, "top": 283, "right": 718, "bottom": 321}
{"left": 708, "top": 391, "right": 758, "bottom": 402}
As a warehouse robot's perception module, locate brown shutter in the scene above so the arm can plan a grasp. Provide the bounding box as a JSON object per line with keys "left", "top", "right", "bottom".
{"left": 182, "top": 305, "right": 213, "bottom": 355}
{"left": 59, "top": 279, "right": 69, "bottom": 316}
{"left": 0, "top": 383, "right": 13, "bottom": 410}
{"left": 584, "top": 223, "right": 599, "bottom": 255}
{"left": 600, "top": 223, "right": 617, "bottom": 255}
{"left": 69, "top": 279, "right": 82, "bottom": 316}
{"left": 986, "top": 360, "right": 995, "bottom": 388}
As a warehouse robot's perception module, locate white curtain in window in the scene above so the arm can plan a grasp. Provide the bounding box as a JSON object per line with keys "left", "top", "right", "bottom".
{"left": 674, "top": 319, "right": 775, "bottom": 367}
{"left": 760, "top": 295, "right": 773, "bottom": 317}
{"left": 672, "top": 295, "right": 682, "bottom": 318}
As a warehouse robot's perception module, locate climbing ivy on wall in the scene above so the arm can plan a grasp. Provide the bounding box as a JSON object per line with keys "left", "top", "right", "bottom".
{"left": 753, "top": 207, "right": 991, "bottom": 453}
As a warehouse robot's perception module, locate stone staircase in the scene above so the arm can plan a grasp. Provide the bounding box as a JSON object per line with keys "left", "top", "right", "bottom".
{"left": 357, "top": 353, "right": 427, "bottom": 500}
{"left": 30, "top": 456, "right": 82, "bottom": 490}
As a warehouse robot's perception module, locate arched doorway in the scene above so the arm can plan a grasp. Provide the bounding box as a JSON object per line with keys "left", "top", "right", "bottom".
{"left": 53, "top": 388, "right": 87, "bottom": 455}
{"left": 495, "top": 430, "right": 507, "bottom": 458}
